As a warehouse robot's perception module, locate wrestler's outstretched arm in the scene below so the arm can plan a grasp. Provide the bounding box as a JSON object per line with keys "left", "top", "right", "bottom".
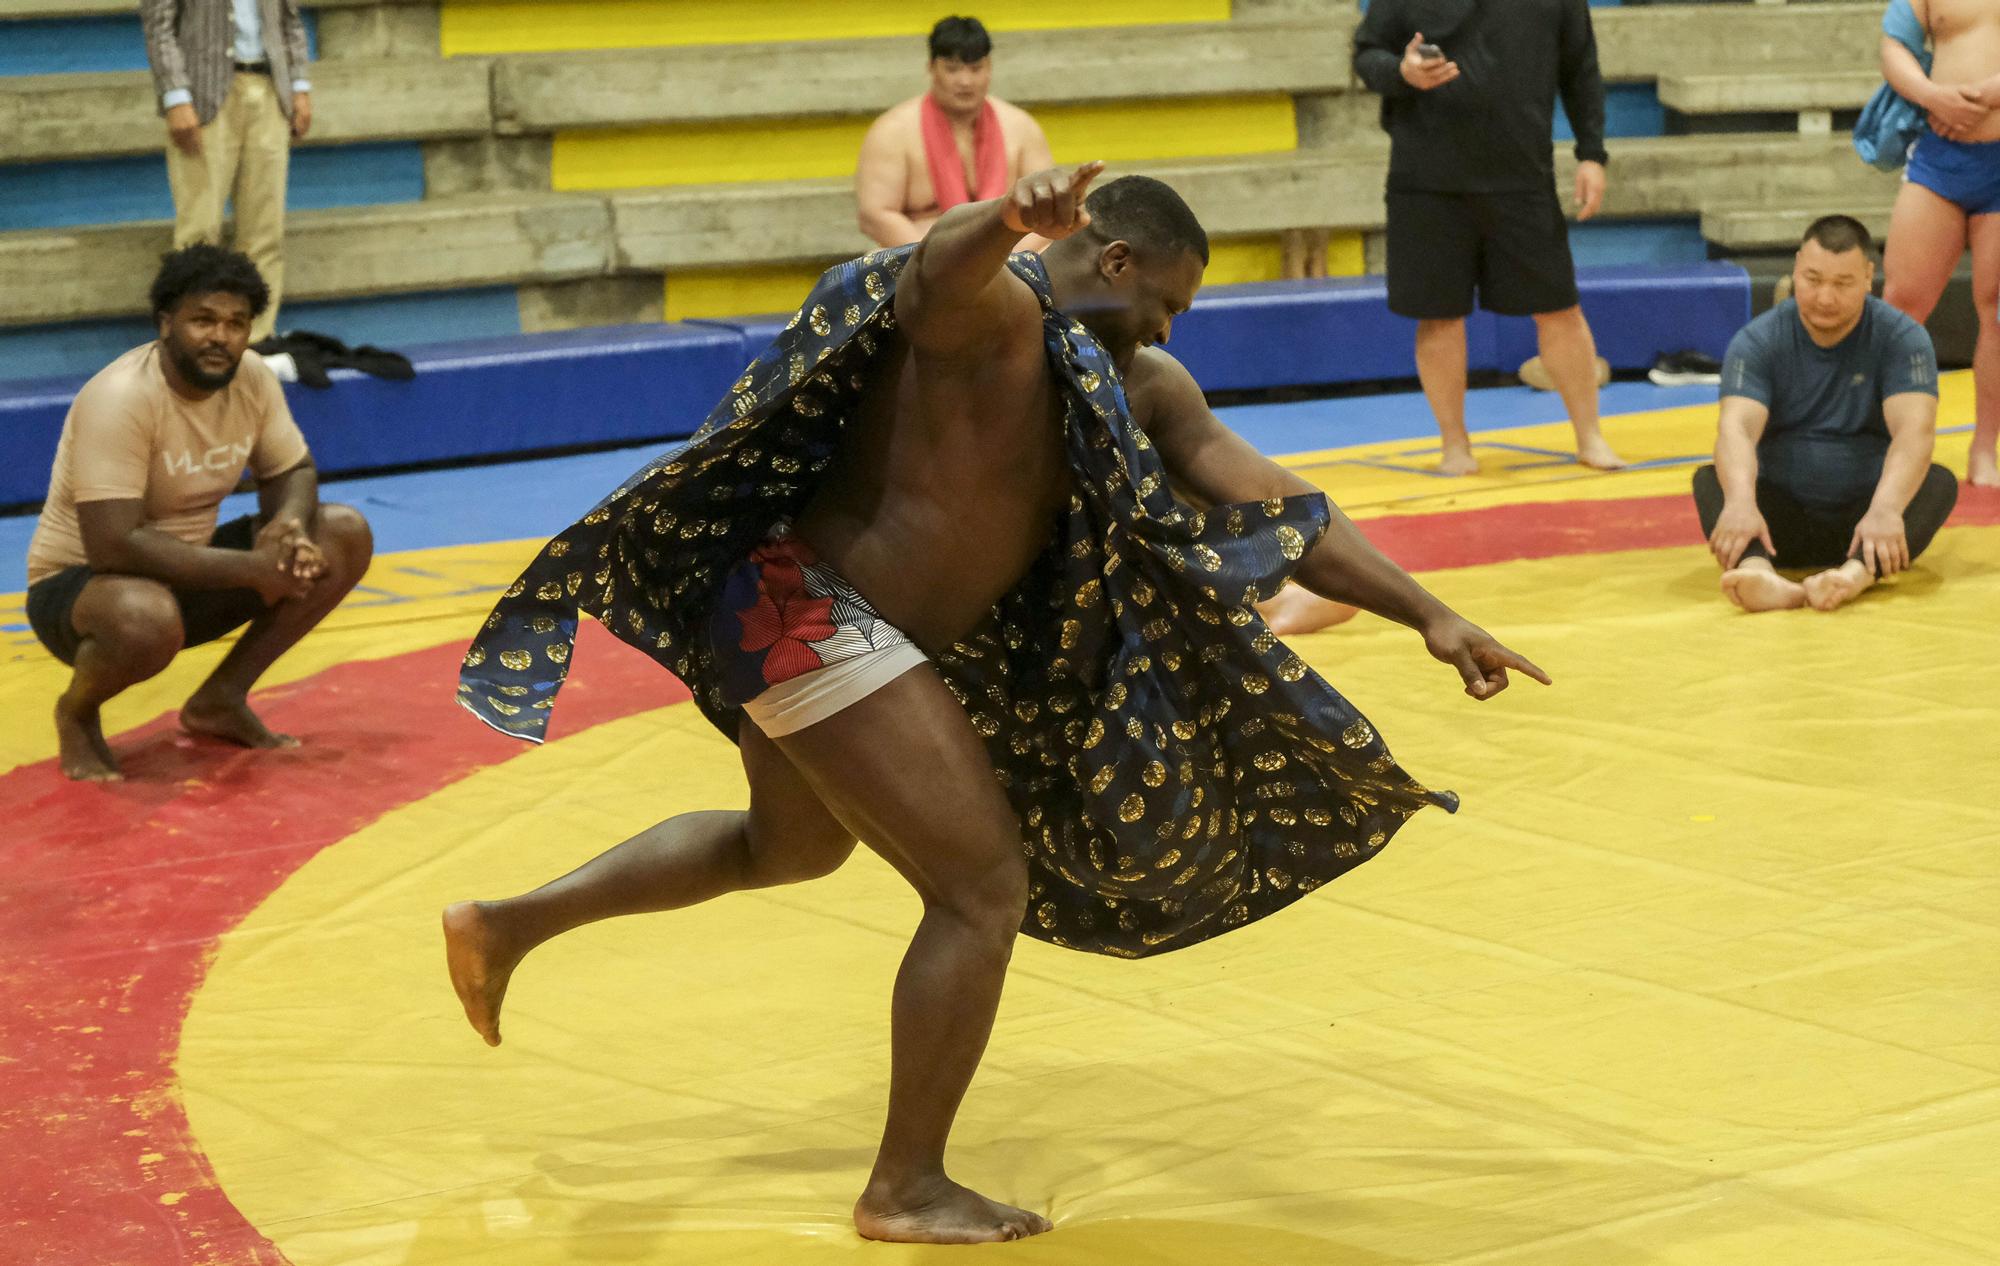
{"left": 1135, "top": 348, "right": 1550, "bottom": 699}
{"left": 895, "top": 162, "right": 1104, "bottom": 357}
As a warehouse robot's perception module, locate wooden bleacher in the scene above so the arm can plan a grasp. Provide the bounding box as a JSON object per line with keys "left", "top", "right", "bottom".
{"left": 0, "top": 0, "right": 1896, "bottom": 354}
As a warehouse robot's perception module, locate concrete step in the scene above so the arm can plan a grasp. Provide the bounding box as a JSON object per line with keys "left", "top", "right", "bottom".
{"left": 0, "top": 192, "right": 611, "bottom": 325}
{"left": 1593, "top": 3, "right": 1880, "bottom": 81}
{"left": 608, "top": 150, "right": 1395, "bottom": 271}
{"left": 1272, "top": 2, "right": 1881, "bottom": 81}
{"left": 1566, "top": 133, "right": 1902, "bottom": 217}
{"left": 403, "top": 134, "right": 1914, "bottom": 277}
{"left": 495, "top": 19, "right": 1348, "bottom": 132}
{"left": 0, "top": 150, "right": 1404, "bottom": 323}
{"left": 0, "top": 2, "right": 1887, "bottom": 181}
{"left": 0, "top": 57, "right": 491, "bottom": 164}
{"left": 0, "top": 134, "right": 1904, "bottom": 325}
{"left": 1702, "top": 202, "right": 1897, "bottom": 251}
{"left": 1657, "top": 69, "right": 1879, "bottom": 114}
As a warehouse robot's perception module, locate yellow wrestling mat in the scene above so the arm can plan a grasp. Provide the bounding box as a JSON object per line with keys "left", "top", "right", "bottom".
{"left": 7, "top": 385, "right": 1995, "bottom": 1263}
{"left": 176, "top": 534, "right": 2000, "bottom": 1264}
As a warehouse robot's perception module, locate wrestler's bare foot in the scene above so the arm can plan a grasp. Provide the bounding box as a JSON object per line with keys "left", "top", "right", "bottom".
{"left": 55, "top": 695, "right": 121, "bottom": 782}
{"left": 1802, "top": 560, "right": 1874, "bottom": 611}
{"left": 1720, "top": 559, "right": 1806, "bottom": 612}
{"left": 854, "top": 1176, "right": 1053, "bottom": 1244}
{"left": 443, "top": 900, "right": 526, "bottom": 1047}
{"left": 180, "top": 689, "right": 297, "bottom": 749}
{"left": 1969, "top": 443, "right": 2000, "bottom": 489}
{"left": 1438, "top": 447, "right": 1480, "bottom": 477}
{"left": 1576, "top": 433, "right": 1627, "bottom": 471}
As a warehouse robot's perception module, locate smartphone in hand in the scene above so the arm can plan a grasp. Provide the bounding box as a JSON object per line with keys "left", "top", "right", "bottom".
{"left": 1415, "top": 42, "right": 1444, "bottom": 61}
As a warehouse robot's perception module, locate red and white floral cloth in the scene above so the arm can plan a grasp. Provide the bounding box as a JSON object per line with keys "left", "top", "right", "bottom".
{"left": 710, "top": 524, "right": 915, "bottom": 707}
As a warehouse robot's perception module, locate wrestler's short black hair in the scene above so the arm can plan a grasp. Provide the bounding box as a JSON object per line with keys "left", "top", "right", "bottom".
{"left": 1800, "top": 215, "right": 1874, "bottom": 259}
{"left": 149, "top": 243, "right": 270, "bottom": 320}
{"left": 929, "top": 16, "right": 992, "bottom": 63}
{"left": 1083, "top": 176, "right": 1210, "bottom": 266}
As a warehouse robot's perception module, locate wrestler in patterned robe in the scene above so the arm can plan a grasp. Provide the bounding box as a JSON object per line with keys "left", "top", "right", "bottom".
{"left": 459, "top": 246, "right": 1457, "bottom": 958}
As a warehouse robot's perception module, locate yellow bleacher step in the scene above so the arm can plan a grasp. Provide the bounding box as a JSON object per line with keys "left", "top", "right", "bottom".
{"left": 444, "top": 0, "right": 1232, "bottom": 56}
{"left": 555, "top": 95, "right": 1298, "bottom": 190}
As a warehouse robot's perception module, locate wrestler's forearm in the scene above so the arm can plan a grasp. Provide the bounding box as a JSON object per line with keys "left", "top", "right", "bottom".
{"left": 911, "top": 198, "right": 1024, "bottom": 302}
{"left": 1871, "top": 429, "right": 1934, "bottom": 513}
{"left": 97, "top": 527, "right": 266, "bottom": 592}
{"left": 1293, "top": 507, "right": 1455, "bottom": 632}
{"left": 1714, "top": 424, "right": 1761, "bottom": 504}
{"left": 258, "top": 461, "right": 320, "bottom": 530}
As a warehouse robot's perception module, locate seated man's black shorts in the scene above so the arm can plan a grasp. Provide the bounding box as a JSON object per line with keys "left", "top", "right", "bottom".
{"left": 25, "top": 515, "right": 270, "bottom": 667}
{"left": 1385, "top": 187, "right": 1581, "bottom": 319}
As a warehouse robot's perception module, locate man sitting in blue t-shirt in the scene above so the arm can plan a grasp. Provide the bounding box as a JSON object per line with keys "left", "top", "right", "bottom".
{"left": 1695, "top": 216, "right": 1960, "bottom": 612}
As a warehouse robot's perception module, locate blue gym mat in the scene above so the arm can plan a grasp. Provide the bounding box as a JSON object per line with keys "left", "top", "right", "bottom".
{"left": 0, "top": 379, "right": 1718, "bottom": 595}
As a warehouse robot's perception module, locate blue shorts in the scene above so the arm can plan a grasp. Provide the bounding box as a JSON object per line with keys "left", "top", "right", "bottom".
{"left": 1905, "top": 130, "right": 2000, "bottom": 216}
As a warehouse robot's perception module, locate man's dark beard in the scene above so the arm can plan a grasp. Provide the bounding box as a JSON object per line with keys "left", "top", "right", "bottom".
{"left": 168, "top": 338, "right": 239, "bottom": 391}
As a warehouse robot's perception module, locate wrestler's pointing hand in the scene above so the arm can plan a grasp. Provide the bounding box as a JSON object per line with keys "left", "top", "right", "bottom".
{"left": 1421, "top": 614, "right": 1552, "bottom": 701}
{"left": 1004, "top": 162, "right": 1106, "bottom": 240}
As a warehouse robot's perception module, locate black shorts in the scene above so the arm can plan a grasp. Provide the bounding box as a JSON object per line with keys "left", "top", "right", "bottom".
{"left": 1385, "top": 187, "right": 1581, "bottom": 319}
{"left": 25, "top": 515, "right": 269, "bottom": 666}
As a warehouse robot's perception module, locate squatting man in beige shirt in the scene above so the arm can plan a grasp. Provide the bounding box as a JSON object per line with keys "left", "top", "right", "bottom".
{"left": 24, "top": 245, "right": 373, "bottom": 782}
{"left": 854, "top": 15, "right": 1053, "bottom": 248}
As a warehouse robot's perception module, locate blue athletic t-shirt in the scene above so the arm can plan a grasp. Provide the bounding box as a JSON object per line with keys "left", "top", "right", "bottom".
{"left": 1721, "top": 295, "right": 1938, "bottom": 508}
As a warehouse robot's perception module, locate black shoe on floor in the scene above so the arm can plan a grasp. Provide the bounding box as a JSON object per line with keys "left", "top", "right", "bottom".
{"left": 1648, "top": 349, "right": 1723, "bottom": 386}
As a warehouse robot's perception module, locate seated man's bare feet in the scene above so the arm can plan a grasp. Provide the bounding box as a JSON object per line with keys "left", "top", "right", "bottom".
{"left": 855, "top": 1176, "right": 1053, "bottom": 1244}
{"left": 180, "top": 690, "right": 297, "bottom": 749}
{"left": 1256, "top": 585, "right": 1358, "bottom": 637}
{"left": 1438, "top": 448, "right": 1480, "bottom": 477}
{"left": 1719, "top": 559, "right": 1807, "bottom": 612}
{"left": 1802, "top": 560, "right": 1874, "bottom": 611}
{"left": 54, "top": 695, "right": 121, "bottom": 782}
{"left": 1969, "top": 443, "right": 1999, "bottom": 489}
{"left": 443, "top": 901, "right": 527, "bottom": 1047}
{"left": 1576, "top": 434, "right": 1627, "bottom": 471}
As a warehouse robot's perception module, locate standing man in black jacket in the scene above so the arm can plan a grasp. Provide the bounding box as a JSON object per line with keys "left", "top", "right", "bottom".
{"left": 1354, "top": 0, "right": 1623, "bottom": 475}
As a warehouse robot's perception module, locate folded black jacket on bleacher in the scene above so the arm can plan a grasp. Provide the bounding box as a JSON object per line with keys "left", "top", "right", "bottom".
{"left": 252, "top": 330, "right": 415, "bottom": 390}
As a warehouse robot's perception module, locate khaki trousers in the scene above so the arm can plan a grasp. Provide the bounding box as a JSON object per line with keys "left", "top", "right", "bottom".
{"left": 164, "top": 71, "right": 291, "bottom": 342}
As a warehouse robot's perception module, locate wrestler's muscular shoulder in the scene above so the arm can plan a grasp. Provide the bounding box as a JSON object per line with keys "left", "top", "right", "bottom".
{"left": 1123, "top": 348, "right": 1208, "bottom": 445}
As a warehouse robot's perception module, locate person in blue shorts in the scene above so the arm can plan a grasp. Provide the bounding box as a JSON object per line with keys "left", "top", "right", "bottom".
{"left": 1878, "top": 0, "right": 2000, "bottom": 487}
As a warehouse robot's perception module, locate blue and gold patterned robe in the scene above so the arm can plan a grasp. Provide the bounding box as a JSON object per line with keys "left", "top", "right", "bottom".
{"left": 459, "top": 246, "right": 1456, "bottom": 958}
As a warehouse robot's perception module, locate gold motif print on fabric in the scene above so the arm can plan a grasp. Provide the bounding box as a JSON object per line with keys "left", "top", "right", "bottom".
{"left": 459, "top": 244, "right": 1456, "bottom": 960}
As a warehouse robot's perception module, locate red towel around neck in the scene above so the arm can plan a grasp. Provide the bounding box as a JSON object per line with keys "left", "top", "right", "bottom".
{"left": 920, "top": 94, "right": 1009, "bottom": 211}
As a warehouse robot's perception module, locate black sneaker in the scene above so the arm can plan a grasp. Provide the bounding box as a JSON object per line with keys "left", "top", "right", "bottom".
{"left": 1649, "top": 350, "right": 1722, "bottom": 386}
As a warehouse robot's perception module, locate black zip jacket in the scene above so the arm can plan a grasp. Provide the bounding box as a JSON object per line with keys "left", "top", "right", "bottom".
{"left": 1352, "top": 0, "right": 1610, "bottom": 193}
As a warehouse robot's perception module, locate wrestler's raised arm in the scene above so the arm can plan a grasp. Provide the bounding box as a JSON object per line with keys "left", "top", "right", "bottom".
{"left": 1133, "top": 349, "right": 1550, "bottom": 700}
{"left": 896, "top": 162, "right": 1103, "bottom": 357}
